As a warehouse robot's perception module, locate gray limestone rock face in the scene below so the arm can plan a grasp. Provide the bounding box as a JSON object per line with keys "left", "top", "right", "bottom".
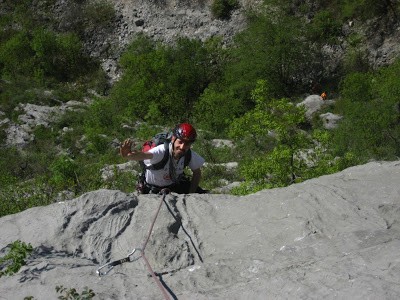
{"left": 0, "top": 160, "right": 400, "bottom": 299}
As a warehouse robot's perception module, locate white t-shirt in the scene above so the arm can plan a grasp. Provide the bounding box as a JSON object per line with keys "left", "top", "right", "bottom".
{"left": 143, "top": 144, "right": 205, "bottom": 187}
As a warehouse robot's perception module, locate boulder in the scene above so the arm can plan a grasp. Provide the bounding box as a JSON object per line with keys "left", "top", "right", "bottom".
{"left": 320, "top": 112, "right": 343, "bottom": 129}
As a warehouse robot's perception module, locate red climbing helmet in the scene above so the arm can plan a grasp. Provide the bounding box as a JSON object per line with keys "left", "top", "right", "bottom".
{"left": 172, "top": 123, "right": 197, "bottom": 142}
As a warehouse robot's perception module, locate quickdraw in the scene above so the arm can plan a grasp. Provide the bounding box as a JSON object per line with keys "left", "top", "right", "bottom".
{"left": 96, "top": 248, "right": 142, "bottom": 276}
{"left": 96, "top": 189, "right": 171, "bottom": 300}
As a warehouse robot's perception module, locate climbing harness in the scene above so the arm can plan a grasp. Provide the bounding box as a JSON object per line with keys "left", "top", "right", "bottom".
{"left": 96, "top": 188, "right": 171, "bottom": 300}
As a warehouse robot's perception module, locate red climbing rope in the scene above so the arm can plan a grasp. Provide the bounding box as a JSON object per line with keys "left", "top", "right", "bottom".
{"left": 140, "top": 189, "right": 171, "bottom": 300}
{"left": 97, "top": 189, "right": 171, "bottom": 300}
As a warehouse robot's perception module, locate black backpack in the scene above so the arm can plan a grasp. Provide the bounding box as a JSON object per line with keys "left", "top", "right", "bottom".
{"left": 137, "top": 132, "right": 192, "bottom": 191}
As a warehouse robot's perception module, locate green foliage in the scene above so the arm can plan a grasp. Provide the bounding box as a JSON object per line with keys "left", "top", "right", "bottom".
{"left": 374, "top": 59, "right": 400, "bottom": 106}
{"left": 201, "top": 163, "right": 239, "bottom": 191}
{"left": 31, "top": 28, "right": 93, "bottom": 82}
{"left": 0, "top": 240, "right": 33, "bottom": 277}
{"left": 47, "top": 0, "right": 115, "bottom": 37}
{"left": 0, "top": 0, "right": 56, "bottom": 29}
{"left": 211, "top": 0, "right": 239, "bottom": 20}
{"left": 341, "top": 48, "right": 370, "bottom": 74}
{"left": 341, "top": 0, "right": 395, "bottom": 20}
{"left": 338, "top": 72, "right": 375, "bottom": 102}
{"left": 102, "top": 169, "right": 137, "bottom": 193}
{"left": 229, "top": 80, "right": 350, "bottom": 195}
{"left": 110, "top": 35, "right": 218, "bottom": 125}
{"left": 193, "top": 83, "right": 243, "bottom": 133}
{"left": 0, "top": 31, "right": 34, "bottom": 79}
{"left": 0, "top": 25, "right": 100, "bottom": 86}
{"left": 1, "top": 0, "right": 399, "bottom": 212}
{"left": 0, "top": 29, "right": 104, "bottom": 124}
{"left": 0, "top": 178, "right": 54, "bottom": 217}
{"left": 333, "top": 61, "right": 400, "bottom": 159}
{"left": 56, "top": 285, "right": 95, "bottom": 300}
{"left": 83, "top": 0, "right": 116, "bottom": 30}
{"left": 228, "top": 81, "right": 308, "bottom": 191}
{"left": 346, "top": 33, "right": 364, "bottom": 48}
{"left": 229, "top": 80, "right": 307, "bottom": 143}
{"left": 83, "top": 97, "right": 117, "bottom": 136}
{"left": 85, "top": 133, "right": 111, "bottom": 155}
{"left": 226, "top": 12, "right": 318, "bottom": 101}
{"left": 308, "top": 10, "right": 342, "bottom": 44}
{"left": 0, "top": 147, "right": 24, "bottom": 183}
{"left": 50, "top": 155, "right": 79, "bottom": 190}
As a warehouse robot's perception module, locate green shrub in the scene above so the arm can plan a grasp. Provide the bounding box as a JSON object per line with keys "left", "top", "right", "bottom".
{"left": 341, "top": 0, "right": 395, "bottom": 20}
{"left": 338, "top": 72, "right": 375, "bottom": 102}
{"left": 85, "top": 133, "right": 111, "bottom": 155}
{"left": 227, "top": 80, "right": 352, "bottom": 195}
{"left": 83, "top": 0, "right": 115, "bottom": 30}
{"left": 0, "top": 240, "right": 33, "bottom": 277}
{"left": 0, "top": 31, "right": 34, "bottom": 79}
{"left": 308, "top": 10, "right": 342, "bottom": 44}
{"left": 201, "top": 164, "right": 239, "bottom": 191}
{"left": 101, "top": 168, "right": 137, "bottom": 193}
{"left": 347, "top": 33, "right": 364, "bottom": 47}
{"left": 0, "top": 147, "right": 23, "bottom": 181}
{"left": 110, "top": 36, "right": 216, "bottom": 125}
{"left": 194, "top": 139, "right": 236, "bottom": 164}
{"left": 83, "top": 97, "right": 117, "bottom": 136}
{"left": 341, "top": 48, "right": 370, "bottom": 74}
{"left": 0, "top": 177, "right": 55, "bottom": 217}
{"left": 49, "top": 155, "right": 79, "bottom": 190}
{"left": 333, "top": 63, "right": 400, "bottom": 159}
{"left": 225, "top": 12, "right": 318, "bottom": 101}
{"left": 0, "top": 28, "right": 97, "bottom": 86}
{"left": 211, "top": 0, "right": 239, "bottom": 20}
{"left": 193, "top": 84, "right": 242, "bottom": 133}
{"left": 31, "top": 29, "right": 93, "bottom": 82}
{"left": 56, "top": 285, "right": 95, "bottom": 300}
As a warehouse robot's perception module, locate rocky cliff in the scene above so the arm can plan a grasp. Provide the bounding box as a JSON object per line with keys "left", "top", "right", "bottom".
{"left": 52, "top": 0, "right": 400, "bottom": 82}
{"left": 1, "top": 160, "right": 399, "bottom": 299}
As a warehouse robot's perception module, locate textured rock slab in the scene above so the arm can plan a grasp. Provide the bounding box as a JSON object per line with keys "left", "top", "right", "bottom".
{"left": 0, "top": 161, "right": 399, "bottom": 299}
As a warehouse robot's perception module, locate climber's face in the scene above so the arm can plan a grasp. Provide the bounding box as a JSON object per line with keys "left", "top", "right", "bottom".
{"left": 172, "top": 137, "right": 192, "bottom": 159}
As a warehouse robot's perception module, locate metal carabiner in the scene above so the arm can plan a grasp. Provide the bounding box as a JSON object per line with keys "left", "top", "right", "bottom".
{"left": 96, "top": 261, "right": 115, "bottom": 277}
{"left": 96, "top": 248, "right": 143, "bottom": 276}
{"left": 127, "top": 248, "right": 143, "bottom": 261}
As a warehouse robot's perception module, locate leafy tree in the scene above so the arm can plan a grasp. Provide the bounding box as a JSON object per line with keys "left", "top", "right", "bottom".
{"left": 0, "top": 27, "right": 96, "bottom": 84}
{"left": 31, "top": 28, "right": 93, "bottom": 82}
{"left": 110, "top": 35, "right": 217, "bottom": 125}
{"left": 333, "top": 61, "right": 400, "bottom": 158}
{"left": 229, "top": 80, "right": 350, "bottom": 194}
{"left": 225, "top": 11, "right": 319, "bottom": 101}
{"left": 308, "top": 10, "right": 342, "bottom": 44}
{"left": 338, "top": 72, "right": 375, "bottom": 102}
{"left": 229, "top": 80, "right": 307, "bottom": 191}
{"left": 193, "top": 83, "right": 243, "bottom": 133}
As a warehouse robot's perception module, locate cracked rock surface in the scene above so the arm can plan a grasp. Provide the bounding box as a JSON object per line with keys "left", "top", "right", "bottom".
{"left": 0, "top": 161, "right": 400, "bottom": 299}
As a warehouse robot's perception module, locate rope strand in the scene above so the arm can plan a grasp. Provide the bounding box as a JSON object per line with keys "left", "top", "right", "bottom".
{"left": 140, "top": 190, "right": 171, "bottom": 300}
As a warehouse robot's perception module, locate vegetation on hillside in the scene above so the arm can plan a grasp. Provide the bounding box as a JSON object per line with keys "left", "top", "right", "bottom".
{"left": 0, "top": 0, "right": 399, "bottom": 216}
